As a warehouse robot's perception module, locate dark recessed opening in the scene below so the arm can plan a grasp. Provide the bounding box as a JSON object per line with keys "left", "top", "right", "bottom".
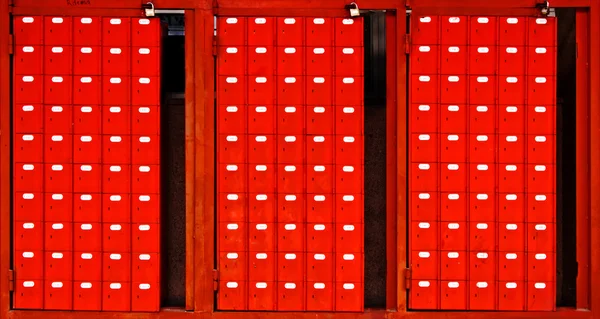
{"left": 555, "top": 8, "right": 576, "bottom": 308}
{"left": 364, "top": 11, "right": 387, "bottom": 309}
{"left": 159, "top": 13, "right": 186, "bottom": 308}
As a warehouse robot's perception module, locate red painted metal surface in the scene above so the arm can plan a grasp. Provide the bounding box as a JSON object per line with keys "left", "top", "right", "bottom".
{"left": 1, "top": 0, "right": 599, "bottom": 318}
{"left": 408, "top": 15, "right": 557, "bottom": 311}
{"left": 575, "top": 10, "right": 590, "bottom": 310}
{"left": 11, "top": 15, "right": 162, "bottom": 312}
{"left": 215, "top": 16, "right": 365, "bottom": 312}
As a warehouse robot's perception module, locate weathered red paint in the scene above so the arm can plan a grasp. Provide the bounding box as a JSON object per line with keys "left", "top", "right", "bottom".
{"left": 576, "top": 9, "right": 590, "bottom": 310}
{"left": 1, "top": 0, "right": 599, "bottom": 318}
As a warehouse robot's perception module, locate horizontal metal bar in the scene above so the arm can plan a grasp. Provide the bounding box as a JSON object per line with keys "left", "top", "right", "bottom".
{"left": 156, "top": 9, "right": 185, "bottom": 14}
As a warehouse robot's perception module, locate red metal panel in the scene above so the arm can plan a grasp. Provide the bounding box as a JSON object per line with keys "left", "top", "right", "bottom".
{"left": 408, "top": 15, "right": 556, "bottom": 311}
{"left": 216, "top": 16, "right": 364, "bottom": 312}
{"left": 11, "top": 14, "right": 163, "bottom": 312}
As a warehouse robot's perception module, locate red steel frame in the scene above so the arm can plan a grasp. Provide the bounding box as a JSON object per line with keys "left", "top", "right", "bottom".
{"left": 0, "top": 0, "right": 598, "bottom": 318}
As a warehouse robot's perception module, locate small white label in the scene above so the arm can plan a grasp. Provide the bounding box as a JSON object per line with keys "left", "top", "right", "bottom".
{"left": 227, "top": 224, "right": 239, "bottom": 230}
{"left": 226, "top": 282, "right": 238, "bottom": 288}
{"left": 343, "top": 195, "right": 354, "bottom": 201}
{"left": 477, "top": 47, "right": 490, "bottom": 54}
{"left": 255, "top": 47, "right": 267, "bottom": 54}
{"left": 284, "top": 18, "right": 296, "bottom": 24}
{"left": 314, "top": 195, "right": 326, "bottom": 201}
{"left": 418, "top": 252, "right": 431, "bottom": 258}
{"left": 477, "top": 17, "right": 489, "bottom": 23}
{"left": 419, "top": 193, "right": 430, "bottom": 200}
{"left": 476, "top": 282, "right": 488, "bottom": 288}
{"left": 313, "top": 48, "right": 325, "bottom": 54}
{"left": 477, "top": 223, "right": 488, "bottom": 230}
{"left": 419, "top": 222, "right": 430, "bottom": 229}
{"left": 419, "top": 134, "right": 430, "bottom": 141}
{"left": 419, "top": 76, "right": 430, "bottom": 82}
{"left": 418, "top": 281, "right": 430, "bottom": 287}
{"left": 477, "top": 135, "right": 488, "bottom": 142}
{"left": 507, "top": 18, "right": 519, "bottom": 24}
{"left": 226, "top": 77, "right": 237, "bottom": 83}
{"left": 536, "top": 224, "right": 547, "bottom": 231}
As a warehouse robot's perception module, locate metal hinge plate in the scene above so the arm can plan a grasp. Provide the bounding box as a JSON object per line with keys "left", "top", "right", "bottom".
{"left": 213, "top": 269, "right": 218, "bottom": 291}
{"left": 404, "top": 268, "right": 411, "bottom": 290}
{"left": 8, "top": 34, "right": 13, "bottom": 55}
{"left": 212, "top": 35, "right": 217, "bottom": 56}
{"left": 8, "top": 269, "right": 14, "bottom": 291}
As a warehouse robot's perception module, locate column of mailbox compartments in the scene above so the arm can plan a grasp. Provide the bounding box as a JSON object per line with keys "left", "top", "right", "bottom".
{"left": 12, "top": 16, "right": 161, "bottom": 312}
{"left": 408, "top": 16, "right": 556, "bottom": 311}
{"left": 216, "top": 17, "right": 365, "bottom": 311}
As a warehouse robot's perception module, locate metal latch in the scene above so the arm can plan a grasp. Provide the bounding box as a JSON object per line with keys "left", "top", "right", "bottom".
{"left": 143, "top": 2, "right": 156, "bottom": 17}
{"left": 345, "top": 2, "right": 360, "bottom": 17}
{"left": 536, "top": 0, "right": 550, "bottom": 16}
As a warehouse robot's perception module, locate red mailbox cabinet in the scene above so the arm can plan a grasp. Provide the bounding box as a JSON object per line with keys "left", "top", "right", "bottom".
{"left": 12, "top": 15, "right": 163, "bottom": 312}
{"left": 409, "top": 15, "right": 556, "bottom": 311}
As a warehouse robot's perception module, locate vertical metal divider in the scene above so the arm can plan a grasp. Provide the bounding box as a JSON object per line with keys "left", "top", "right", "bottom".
{"left": 523, "top": 17, "right": 529, "bottom": 310}
{"left": 70, "top": 16, "right": 75, "bottom": 310}
{"left": 98, "top": 15, "right": 104, "bottom": 311}
{"left": 465, "top": 15, "right": 471, "bottom": 311}
{"left": 494, "top": 16, "right": 500, "bottom": 311}
{"left": 436, "top": 15, "right": 442, "bottom": 310}
{"left": 244, "top": 16, "right": 250, "bottom": 311}
{"left": 272, "top": 16, "right": 279, "bottom": 312}
{"left": 41, "top": 14, "right": 47, "bottom": 309}
{"left": 331, "top": 16, "right": 336, "bottom": 312}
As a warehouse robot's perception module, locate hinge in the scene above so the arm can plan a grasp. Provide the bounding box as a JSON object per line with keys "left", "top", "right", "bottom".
{"left": 405, "top": 34, "right": 410, "bottom": 55}
{"left": 404, "top": 268, "right": 411, "bottom": 290}
{"left": 8, "top": 34, "right": 13, "bottom": 55}
{"left": 212, "top": 35, "right": 217, "bottom": 56}
{"left": 212, "top": 269, "right": 219, "bottom": 291}
{"left": 8, "top": 269, "right": 14, "bottom": 292}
